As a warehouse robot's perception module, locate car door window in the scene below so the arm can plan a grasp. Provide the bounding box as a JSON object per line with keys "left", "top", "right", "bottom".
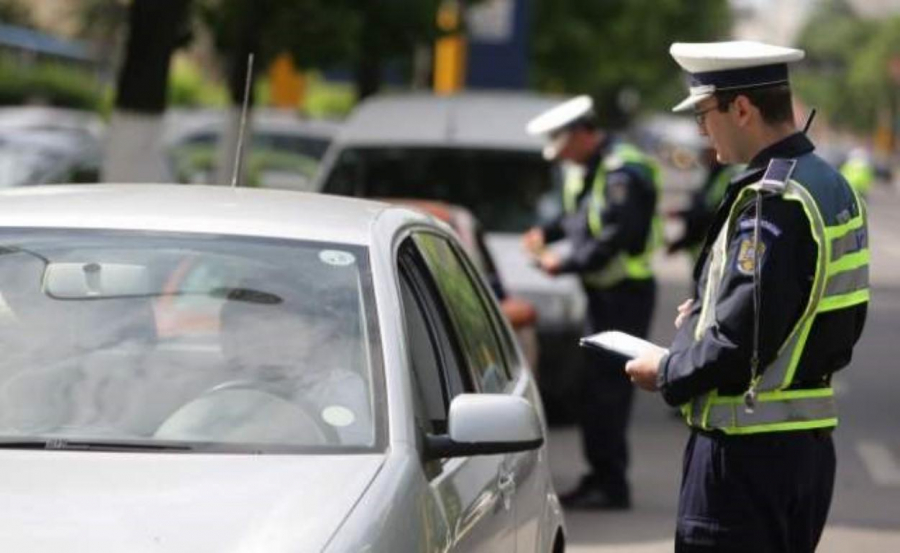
{"left": 412, "top": 233, "right": 510, "bottom": 393}
{"left": 398, "top": 241, "right": 477, "bottom": 434}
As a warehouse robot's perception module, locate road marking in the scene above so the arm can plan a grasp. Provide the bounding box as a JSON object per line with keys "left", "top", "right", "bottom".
{"left": 857, "top": 441, "right": 900, "bottom": 486}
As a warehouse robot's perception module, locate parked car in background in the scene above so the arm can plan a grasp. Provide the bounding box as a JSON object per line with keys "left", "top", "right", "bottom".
{"left": 0, "top": 106, "right": 103, "bottom": 187}
{"left": 314, "top": 92, "right": 586, "bottom": 423}
{"left": 164, "top": 108, "right": 341, "bottom": 191}
{"left": 0, "top": 106, "right": 104, "bottom": 139}
{"left": 0, "top": 184, "right": 564, "bottom": 552}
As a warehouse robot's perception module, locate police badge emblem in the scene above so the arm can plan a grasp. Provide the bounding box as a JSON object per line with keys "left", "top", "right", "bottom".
{"left": 737, "top": 237, "right": 766, "bottom": 275}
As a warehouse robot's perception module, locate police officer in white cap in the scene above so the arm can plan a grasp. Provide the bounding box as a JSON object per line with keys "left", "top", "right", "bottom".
{"left": 625, "top": 41, "right": 869, "bottom": 551}
{"left": 523, "top": 95, "right": 660, "bottom": 510}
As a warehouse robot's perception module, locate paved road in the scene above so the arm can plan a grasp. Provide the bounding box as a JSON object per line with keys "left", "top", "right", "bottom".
{"left": 546, "top": 179, "right": 900, "bottom": 551}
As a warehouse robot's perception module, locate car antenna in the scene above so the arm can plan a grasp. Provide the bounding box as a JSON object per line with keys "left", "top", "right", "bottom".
{"left": 231, "top": 53, "right": 255, "bottom": 188}
{"left": 802, "top": 108, "right": 816, "bottom": 134}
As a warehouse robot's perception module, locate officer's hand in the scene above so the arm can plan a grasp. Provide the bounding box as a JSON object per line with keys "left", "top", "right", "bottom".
{"left": 625, "top": 351, "right": 664, "bottom": 392}
{"left": 675, "top": 298, "right": 694, "bottom": 329}
{"left": 522, "top": 228, "right": 545, "bottom": 255}
{"left": 538, "top": 251, "right": 563, "bottom": 275}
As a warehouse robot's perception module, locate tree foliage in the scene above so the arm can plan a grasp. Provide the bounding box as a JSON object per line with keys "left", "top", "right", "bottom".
{"left": 530, "top": 0, "right": 731, "bottom": 126}
{"left": 199, "top": 0, "right": 442, "bottom": 101}
{"left": 795, "top": 0, "right": 900, "bottom": 133}
{"left": 0, "top": 0, "right": 32, "bottom": 27}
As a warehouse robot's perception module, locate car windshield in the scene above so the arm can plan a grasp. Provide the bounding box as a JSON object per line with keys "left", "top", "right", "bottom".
{"left": 0, "top": 229, "right": 381, "bottom": 453}
{"left": 322, "top": 147, "right": 556, "bottom": 232}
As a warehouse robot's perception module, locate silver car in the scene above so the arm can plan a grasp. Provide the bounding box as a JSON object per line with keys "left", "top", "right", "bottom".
{"left": 313, "top": 92, "right": 588, "bottom": 422}
{"left": 0, "top": 185, "right": 565, "bottom": 552}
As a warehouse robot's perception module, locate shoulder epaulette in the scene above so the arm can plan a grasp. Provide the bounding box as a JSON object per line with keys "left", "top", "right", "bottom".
{"left": 759, "top": 158, "right": 797, "bottom": 193}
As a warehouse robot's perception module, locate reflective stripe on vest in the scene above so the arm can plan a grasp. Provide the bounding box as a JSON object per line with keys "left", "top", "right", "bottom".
{"left": 581, "top": 143, "right": 661, "bottom": 288}
{"left": 562, "top": 164, "right": 585, "bottom": 215}
{"left": 683, "top": 176, "right": 869, "bottom": 434}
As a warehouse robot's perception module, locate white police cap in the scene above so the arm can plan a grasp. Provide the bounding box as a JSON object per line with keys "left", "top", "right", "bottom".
{"left": 526, "top": 95, "right": 594, "bottom": 160}
{"left": 669, "top": 41, "right": 804, "bottom": 113}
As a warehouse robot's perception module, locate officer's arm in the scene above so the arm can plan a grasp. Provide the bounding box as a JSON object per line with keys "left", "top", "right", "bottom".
{"left": 540, "top": 216, "right": 566, "bottom": 244}
{"left": 656, "top": 197, "right": 816, "bottom": 406}
{"left": 557, "top": 169, "right": 654, "bottom": 273}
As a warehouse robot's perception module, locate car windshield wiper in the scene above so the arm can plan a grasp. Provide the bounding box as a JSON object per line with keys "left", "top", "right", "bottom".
{"left": 0, "top": 438, "right": 194, "bottom": 452}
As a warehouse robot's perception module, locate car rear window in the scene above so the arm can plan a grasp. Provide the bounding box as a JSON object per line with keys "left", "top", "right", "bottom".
{"left": 322, "top": 147, "right": 556, "bottom": 232}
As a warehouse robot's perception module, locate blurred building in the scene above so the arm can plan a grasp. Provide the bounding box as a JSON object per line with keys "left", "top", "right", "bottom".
{"left": 847, "top": 0, "right": 900, "bottom": 17}
{"left": 730, "top": 0, "right": 817, "bottom": 45}
{"left": 22, "top": 0, "right": 80, "bottom": 38}
{"left": 731, "top": 0, "right": 900, "bottom": 46}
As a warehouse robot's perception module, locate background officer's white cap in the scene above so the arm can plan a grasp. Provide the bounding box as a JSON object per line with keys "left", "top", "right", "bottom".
{"left": 669, "top": 41, "right": 805, "bottom": 113}
{"left": 526, "top": 95, "right": 594, "bottom": 160}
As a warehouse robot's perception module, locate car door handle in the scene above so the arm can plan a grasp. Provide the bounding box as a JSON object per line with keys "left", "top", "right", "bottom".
{"left": 498, "top": 471, "right": 515, "bottom": 510}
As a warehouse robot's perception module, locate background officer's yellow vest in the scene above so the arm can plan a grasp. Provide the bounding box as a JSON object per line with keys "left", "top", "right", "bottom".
{"left": 684, "top": 170, "right": 869, "bottom": 434}
{"left": 840, "top": 158, "right": 874, "bottom": 197}
{"left": 579, "top": 143, "right": 661, "bottom": 289}
{"left": 687, "top": 163, "right": 745, "bottom": 262}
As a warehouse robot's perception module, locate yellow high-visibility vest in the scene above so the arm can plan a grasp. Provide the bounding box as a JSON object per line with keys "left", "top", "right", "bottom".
{"left": 684, "top": 166, "right": 869, "bottom": 434}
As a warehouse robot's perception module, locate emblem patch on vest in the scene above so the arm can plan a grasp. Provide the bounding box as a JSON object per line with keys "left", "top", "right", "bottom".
{"left": 736, "top": 237, "right": 766, "bottom": 276}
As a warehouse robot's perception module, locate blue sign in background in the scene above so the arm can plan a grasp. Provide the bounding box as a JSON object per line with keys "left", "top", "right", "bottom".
{"left": 466, "top": 0, "right": 530, "bottom": 90}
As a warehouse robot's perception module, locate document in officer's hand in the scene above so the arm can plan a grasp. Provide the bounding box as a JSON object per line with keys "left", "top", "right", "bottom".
{"left": 579, "top": 331, "right": 669, "bottom": 361}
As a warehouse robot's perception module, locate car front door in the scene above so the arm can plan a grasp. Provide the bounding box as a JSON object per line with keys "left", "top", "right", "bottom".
{"left": 413, "top": 231, "right": 552, "bottom": 553}
{"left": 398, "top": 235, "right": 516, "bottom": 552}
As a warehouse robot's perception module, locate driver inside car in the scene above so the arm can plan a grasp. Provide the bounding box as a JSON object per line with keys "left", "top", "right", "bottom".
{"left": 216, "top": 280, "right": 374, "bottom": 446}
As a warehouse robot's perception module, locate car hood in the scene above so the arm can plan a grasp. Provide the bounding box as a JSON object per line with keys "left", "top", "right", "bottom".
{"left": 0, "top": 450, "right": 384, "bottom": 552}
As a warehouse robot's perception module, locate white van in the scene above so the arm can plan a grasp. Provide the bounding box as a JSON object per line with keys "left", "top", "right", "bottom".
{"left": 313, "top": 92, "right": 586, "bottom": 422}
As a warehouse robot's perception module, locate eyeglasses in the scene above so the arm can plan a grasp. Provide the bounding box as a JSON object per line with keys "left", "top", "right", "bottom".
{"left": 693, "top": 104, "right": 719, "bottom": 127}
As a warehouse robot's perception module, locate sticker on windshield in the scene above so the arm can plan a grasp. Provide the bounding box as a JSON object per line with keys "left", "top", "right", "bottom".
{"left": 322, "top": 405, "right": 356, "bottom": 427}
{"left": 319, "top": 250, "right": 356, "bottom": 267}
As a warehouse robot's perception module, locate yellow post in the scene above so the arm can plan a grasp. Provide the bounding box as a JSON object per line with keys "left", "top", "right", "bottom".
{"left": 434, "top": 0, "right": 466, "bottom": 94}
{"left": 269, "top": 52, "right": 305, "bottom": 109}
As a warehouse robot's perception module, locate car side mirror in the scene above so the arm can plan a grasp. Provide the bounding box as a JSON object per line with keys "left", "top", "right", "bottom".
{"left": 424, "top": 394, "right": 543, "bottom": 460}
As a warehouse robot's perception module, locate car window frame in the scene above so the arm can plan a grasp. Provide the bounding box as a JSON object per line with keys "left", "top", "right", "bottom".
{"left": 410, "top": 231, "right": 514, "bottom": 393}
{"left": 398, "top": 238, "right": 475, "bottom": 410}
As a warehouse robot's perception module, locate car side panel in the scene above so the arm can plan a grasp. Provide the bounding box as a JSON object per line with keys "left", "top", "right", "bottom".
{"left": 322, "top": 452, "right": 452, "bottom": 553}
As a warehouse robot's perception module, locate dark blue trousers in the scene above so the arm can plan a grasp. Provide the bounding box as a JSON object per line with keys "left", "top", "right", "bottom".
{"left": 676, "top": 429, "right": 836, "bottom": 553}
{"left": 579, "top": 278, "right": 656, "bottom": 499}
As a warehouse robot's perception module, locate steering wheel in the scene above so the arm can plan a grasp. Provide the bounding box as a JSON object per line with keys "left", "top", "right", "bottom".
{"left": 155, "top": 379, "right": 340, "bottom": 446}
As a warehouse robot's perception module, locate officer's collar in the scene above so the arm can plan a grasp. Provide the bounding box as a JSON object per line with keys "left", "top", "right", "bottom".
{"left": 585, "top": 134, "right": 612, "bottom": 172}
{"left": 747, "top": 131, "right": 814, "bottom": 170}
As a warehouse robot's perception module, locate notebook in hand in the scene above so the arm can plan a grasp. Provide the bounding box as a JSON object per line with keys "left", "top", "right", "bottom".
{"left": 579, "top": 331, "right": 669, "bottom": 360}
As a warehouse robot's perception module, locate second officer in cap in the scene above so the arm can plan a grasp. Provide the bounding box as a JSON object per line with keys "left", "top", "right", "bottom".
{"left": 523, "top": 95, "right": 660, "bottom": 510}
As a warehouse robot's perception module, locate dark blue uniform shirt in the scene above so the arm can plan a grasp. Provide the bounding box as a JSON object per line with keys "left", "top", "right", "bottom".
{"left": 659, "top": 133, "right": 868, "bottom": 406}
{"left": 541, "top": 139, "right": 657, "bottom": 276}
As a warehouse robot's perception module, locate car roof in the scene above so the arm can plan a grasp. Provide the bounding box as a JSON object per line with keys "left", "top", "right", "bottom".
{"left": 0, "top": 185, "right": 403, "bottom": 245}
{"left": 335, "top": 92, "right": 564, "bottom": 151}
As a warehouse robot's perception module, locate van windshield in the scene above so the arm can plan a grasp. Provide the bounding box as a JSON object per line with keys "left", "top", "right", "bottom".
{"left": 322, "top": 147, "right": 557, "bottom": 232}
